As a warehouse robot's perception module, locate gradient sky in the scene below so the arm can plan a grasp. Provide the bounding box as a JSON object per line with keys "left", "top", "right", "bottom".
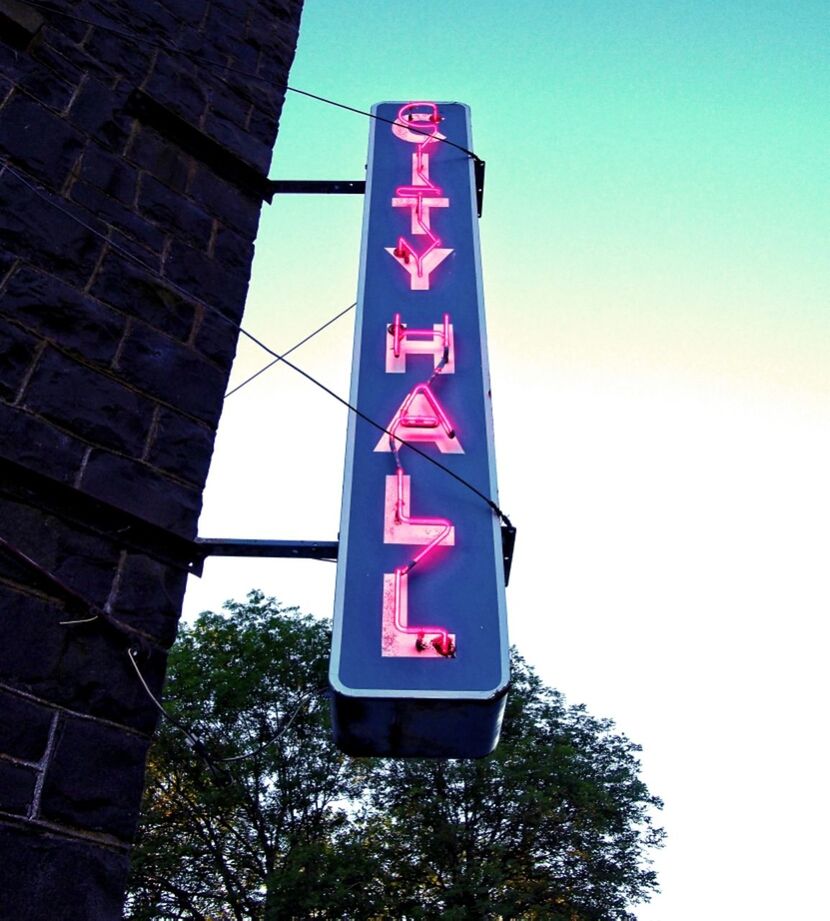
{"left": 183, "top": 3, "right": 830, "bottom": 917}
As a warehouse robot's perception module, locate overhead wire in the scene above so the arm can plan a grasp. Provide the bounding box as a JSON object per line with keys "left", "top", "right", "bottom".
{"left": 1, "top": 159, "right": 512, "bottom": 526}
{"left": 2, "top": 4, "right": 517, "bottom": 795}
{"left": 0, "top": 531, "right": 232, "bottom": 777}
{"left": 224, "top": 301, "right": 355, "bottom": 399}
{"left": 217, "top": 687, "right": 328, "bottom": 763}
{"left": 1, "top": 3, "right": 508, "bottom": 523}
{"left": 21, "top": 1, "right": 483, "bottom": 164}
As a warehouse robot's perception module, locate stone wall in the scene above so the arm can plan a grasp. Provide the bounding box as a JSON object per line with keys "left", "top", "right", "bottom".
{"left": 0, "top": 1, "right": 303, "bottom": 916}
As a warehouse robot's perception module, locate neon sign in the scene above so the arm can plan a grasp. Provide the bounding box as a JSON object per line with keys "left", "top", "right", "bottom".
{"left": 331, "top": 102, "right": 509, "bottom": 758}
{"left": 386, "top": 102, "right": 452, "bottom": 289}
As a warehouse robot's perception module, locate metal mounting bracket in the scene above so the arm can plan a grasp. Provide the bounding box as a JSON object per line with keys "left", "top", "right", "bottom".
{"left": 192, "top": 524, "right": 515, "bottom": 586}
{"left": 266, "top": 165, "right": 485, "bottom": 218}
{"left": 264, "top": 179, "right": 366, "bottom": 201}
{"left": 189, "top": 538, "right": 338, "bottom": 577}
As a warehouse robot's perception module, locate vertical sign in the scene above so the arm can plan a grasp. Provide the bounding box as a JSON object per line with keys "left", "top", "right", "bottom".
{"left": 330, "top": 102, "right": 508, "bottom": 758}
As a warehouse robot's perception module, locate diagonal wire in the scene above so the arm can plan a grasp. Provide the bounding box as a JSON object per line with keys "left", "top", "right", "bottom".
{"left": 225, "top": 302, "right": 355, "bottom": 398}
{"left": 1, "top": 160, "right": 511, "bottom": 526}
{"left": 22, "top": 1, "right": 483, "bottom": 164}
{"left": 270, "top": 351, "right": 511, "bottom": 525}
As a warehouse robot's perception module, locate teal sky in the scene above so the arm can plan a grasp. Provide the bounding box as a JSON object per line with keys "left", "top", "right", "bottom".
{"left": 185, "top": 3, "right": 830, "bottom": 918}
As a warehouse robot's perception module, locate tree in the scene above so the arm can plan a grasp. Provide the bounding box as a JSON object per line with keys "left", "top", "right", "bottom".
{"left": 126, "top": 593, "right": 663, "bottom": 920}
{"left": 368, "top": 656, "right": 664, "bottom": 920}
{"left": 125, "top": 592, "right": 383, "bottom": 921}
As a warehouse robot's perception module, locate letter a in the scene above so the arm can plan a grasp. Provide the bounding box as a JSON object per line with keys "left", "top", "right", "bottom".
{"left": 374, "top": 383, "right": 464, "bottom": 454}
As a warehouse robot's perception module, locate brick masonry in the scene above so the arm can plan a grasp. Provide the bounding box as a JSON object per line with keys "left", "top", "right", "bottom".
{"left": 0, "top": 1, "right": 304, "bottom": 917}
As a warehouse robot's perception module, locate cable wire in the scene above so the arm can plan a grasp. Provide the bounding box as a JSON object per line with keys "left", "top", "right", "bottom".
{"left": 1, "top": 160, "right": 511, "bottom": 526}
{"left": 22, "top": 1, "right": 483, "bottom": 163}
{"left": 269, "top": 350, "right": 512, "bottom": 526}
{"left": 127, "top": 648, "right": 231, "bottom": 783}
{"left": 225, "top": 302, "right": 355, "bottom": 398}
{"left": 217, "top": 687, "right": 327, "bottom": 763}
{"left": 0, "top": 524, "right": 317, "bottom": 779}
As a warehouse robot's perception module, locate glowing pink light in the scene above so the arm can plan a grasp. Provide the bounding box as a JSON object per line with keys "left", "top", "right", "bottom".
{"left": 382, "top": 569, "right": 456, "bottom": 658}
{"left": 398, "top": 384, "right": 454, "bottom": 436}
{"left": 380, "top": 460, "right": 456, "bottom": 658}
{"left": 383, "top": 472, "right": 455, "bottom": 547}
{"left": 395, "top": 568, "right": 455, "bottom": 655}
{"left": 387, "top": 102, "right": 452, "bottom": 290}
{"left": 393, "top": 102, "right": 443, "bottom": 140}
{"left": 374, "top": 382, "right": 464, "bottom": 454}
{"left": 389, "top": 312, "right": 452, "bottom": 360}
{"left": 386, "top": 312, "right": 455, "bottom": 374}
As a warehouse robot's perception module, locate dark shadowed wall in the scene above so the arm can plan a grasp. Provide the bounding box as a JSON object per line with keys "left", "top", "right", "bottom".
{"left": 0, "top": 1, "right": 303, "bottom": 916}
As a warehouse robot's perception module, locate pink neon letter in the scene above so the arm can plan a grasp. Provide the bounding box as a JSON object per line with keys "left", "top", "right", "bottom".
{"left": 387, "top": 102, "right": 452, "bottom": 290}
{"left": 382, "top": 571, "right": 456, "bottom": 658}
{"left": 381, "top": 471, "right": 456, "bottom": 658}
{"left": 374, "top": 383, "right": 464, "bottom": 454}
{"left": 383, "top": 471, "right": 455, "bottom": 547}
{"left": 386, "top": 313, "right": 455, "bottom": 374}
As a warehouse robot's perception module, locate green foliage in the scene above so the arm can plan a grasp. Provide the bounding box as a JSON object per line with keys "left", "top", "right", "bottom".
{"left": 370, "top": 657, "right": 664, "bottom": 920}
{"left": 126, "top": 592, "right": 663, "bottom": 920}
{"left": 125, "top": 592, "right": 379, "bottom": 921}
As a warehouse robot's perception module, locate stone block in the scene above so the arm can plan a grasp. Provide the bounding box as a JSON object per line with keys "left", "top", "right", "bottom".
{"left": 0, "top": 760, "right": 37, "bottom": 815}
{"left": 257, "top": 37, "right": 300, "bottom": 85}
{"left": 70, "top": 178, "right": 166, "bottom": 254}
{"left": 229, "top": 41, "right": 259, "bottom": 77}
{"left": 39, "top": 715, "right": 151, "bottom": 840}
{"left": 39, "top": 18, "right": 93, "bottom": 49}
{"left": 78, "top": 143, "right": 138, "bottom": 206}
{"left": 247, "top": 9, "right": 297, "bottom": 53}
{"left": 0, "top": 49, "right": 78, "bottom": 113}
{"left": 0, "top": 38, "right": 18, "bottom": 72}
{"left": 192, "top": 303, "right": 240, "bottom": 368}
{"left": 188, "top": 163, "right": 262, "bottom": 236}
{"left": 0, "top": 583, "right": 166, "bottom": 733}
{"left": 87, "top": 0, "right": 179, "bottom": 42}
{"left": 0, "top": 169, "right": 103, "bottom": 287}
{"left": 80, "top": 27, "right": 156, "bottom": 88}
{"left": 249, "top": 104, "right": 282, "bottom": 148}
{"left": 110, "top": 552, "right": 188, "bottom": 647}
{"left": 156, "top": 0, "right": 208, "bottom": 26}
{"left": 79, "top": 449, "right": 202, "bottom": 538}
{"left": 0, "top": 315, "right": 39, "bottom": 401}
{"left": 68, "top": 76, "right": 133, "bottom": 152}
{"left": 143, "top": 56, "right": 208, "bottom": 128}
{"left": 137, "top": 173, "right": 212, "bottom": 249}
{"left": 0, "top": 0, "right": 44, "bottom": 48}
{"left": 206, "top": 81, "right": 251, "bottom": 133}
{"left": 0, "top": 244, "right": 13, "bottom": 274}
{"left": 22, "top": 347, "right": 154, "bottom": 456}
{"left": 0, "top": 497, "right": 116, "bottom": 607}
{"left": 115, "top": 322, "right": 227, "bottom": 425}
{"left": 0, "top": 403, "right": 87, "bottom": 484}
{"left": 127, "top": 124, "right": 190, "bottom": 192}
{"left": 202, "top": 2, "right": 249, "bottom": 57}
{"left": 0, "top": 245, "right": 16, "bottom": 283}
{"left": 144, "top": 406, "right": 216, "bottom": 487}
{"left": 0, "top": 822, "right": 130, "bottom": 921}
{"left": 0, "top": 264, "right": 125, "bottom": 366}
{"left": 203, "top": 106, "right": 272, "bottom": 173}
{"left": 90, "top": 252, "right": 195, "bottom": 341}
{"left": 165, "top": 237, "right": 250, "bottom": 321}
{"left": 213, "top": 224, "right": 254, "bottom": 273}
{"left": 0, "top": 93, "right": 84, "bottom": 188}
{"left": 27, "top": 38, "right": 85, "bottom": 95}
{"left": 0, "top": 690, "right": 53, "bottom": 762}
